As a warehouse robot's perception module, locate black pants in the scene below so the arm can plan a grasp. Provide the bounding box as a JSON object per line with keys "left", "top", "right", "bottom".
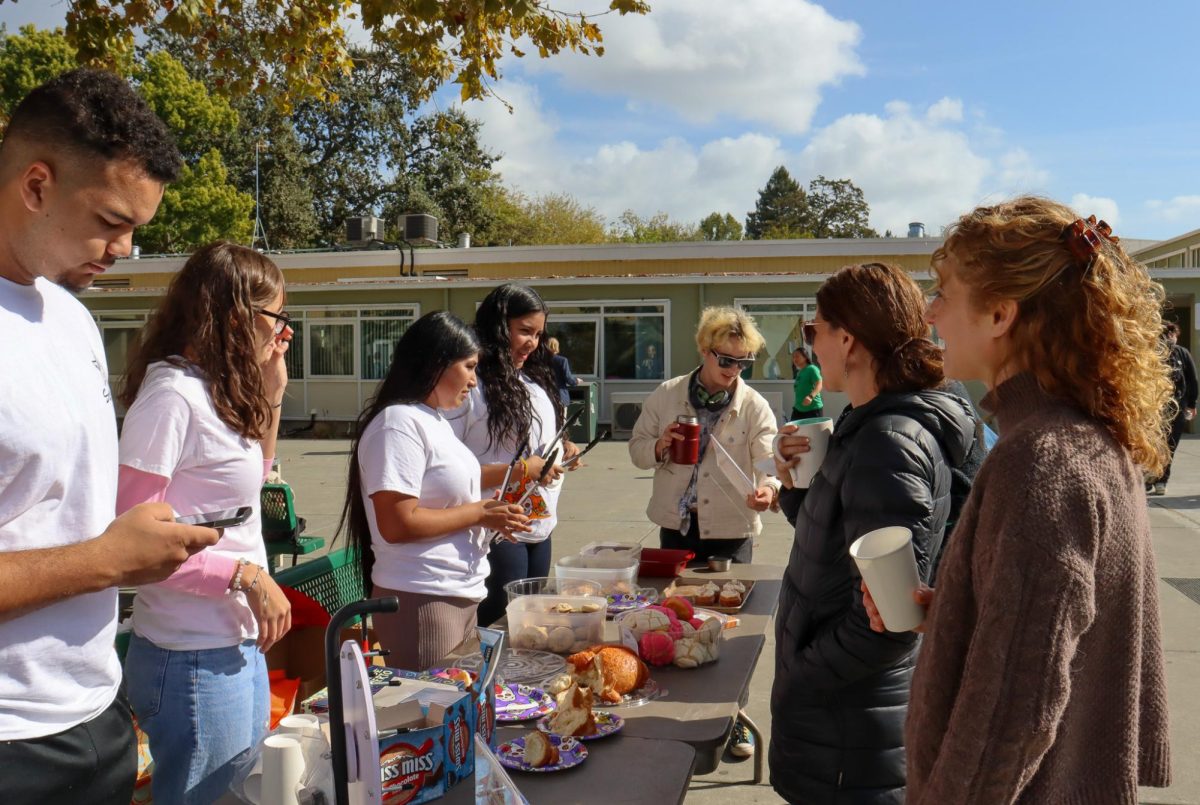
{"left": 478, "top": 536, "right": 553, "bottom": 626}
{"left": 789, "top": 406, "right": 824, "bottom": 422}
{"left": 0, "top": 693, "right": 137, "bottom": 805}
{"left": 660, "top": 517, "right": 753, "bottom": 565}
{"left": 1155, "top": 411, "right": 1188, "bottom": 485}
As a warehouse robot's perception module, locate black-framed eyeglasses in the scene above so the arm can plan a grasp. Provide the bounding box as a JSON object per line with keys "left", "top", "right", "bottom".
{"left": 710, "top": 350, "right": 756, "bottom": 371}
{"left": 257, "top": 308, "right": 291, "bottom": 336}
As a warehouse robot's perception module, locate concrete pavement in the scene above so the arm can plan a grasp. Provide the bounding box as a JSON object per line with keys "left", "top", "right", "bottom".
{"left": 274, "top": 435, "right": 1200, "bottom": 804}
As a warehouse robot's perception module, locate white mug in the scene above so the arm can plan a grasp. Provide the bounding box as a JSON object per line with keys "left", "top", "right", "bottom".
{"left": 772, "top": 417, "right": 833, "bottom": 488}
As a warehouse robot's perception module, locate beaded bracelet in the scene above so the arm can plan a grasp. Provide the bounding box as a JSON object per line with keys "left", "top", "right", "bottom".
{"left": 231, "top": 558, "right": 249, "bottom": 591}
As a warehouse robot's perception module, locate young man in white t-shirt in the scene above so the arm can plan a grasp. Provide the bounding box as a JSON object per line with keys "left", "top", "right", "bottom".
{"left": 0, "top": 69, "right": 219, "bottom": 805}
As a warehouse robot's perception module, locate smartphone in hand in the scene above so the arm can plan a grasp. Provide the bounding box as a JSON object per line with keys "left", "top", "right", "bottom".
{"left": 175, "top": 506, "right": 252, "bottom": 529}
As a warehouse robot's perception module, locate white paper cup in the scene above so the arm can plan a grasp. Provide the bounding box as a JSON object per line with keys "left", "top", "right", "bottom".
{"left": 850, "top": 526, "right": 924, "bottom": 633}
{"left": 261, "top": 734, "right": 305, "bottom": 805}
{"left": 277, "top": 713, "right": 321, "bottom": 737}
{"left": 772, "top": 417, "right": 833, "bottom": 488}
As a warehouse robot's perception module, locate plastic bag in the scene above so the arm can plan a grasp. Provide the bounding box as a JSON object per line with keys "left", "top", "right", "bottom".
{"left": 228, "top": 725, "right": 334, "bottom": 805}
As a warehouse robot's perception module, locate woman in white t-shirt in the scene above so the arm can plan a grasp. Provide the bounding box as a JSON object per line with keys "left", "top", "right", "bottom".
{"left": 450, "top": 284, "right": 580, "bottom": 627}
{"left": 117, "top": 242, "right": 294, "bottom": 805}
{"left": 340, "top": 311, "right": 530, "bottom": 670}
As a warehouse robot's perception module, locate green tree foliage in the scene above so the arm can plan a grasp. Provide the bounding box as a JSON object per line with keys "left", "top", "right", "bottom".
{"left": 746, "top": 167, "right": 877, "bottom": 239}
{"left": 136, "top": 150, "right": 254, "bottom": 253}
{"left": 745, "top": 166, "right": 810, "bottom": 239}
{"left": 47, "top": 0, "right": 649, "bottom": 109}
{"left": 0, "top": 25, "right": 78, "bottom": 124}
{"left": 135, "top": 50, "right": 238, "bottom": 161}
{"left": 807, "top": 175, "right": 878, "bottom": 238}
{"left": 611, "top": 210, "right": 701, "bottom": 243}
{"left": 699, "top": 211, "right": 743, "bottom": 241}
{"left": 482, "top": 190, "right": 609, "bottom": 246}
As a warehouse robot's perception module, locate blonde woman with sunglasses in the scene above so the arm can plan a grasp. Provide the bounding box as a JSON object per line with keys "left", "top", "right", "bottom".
{"left": 628, "top": 306, "right": 780, "bottom": 566}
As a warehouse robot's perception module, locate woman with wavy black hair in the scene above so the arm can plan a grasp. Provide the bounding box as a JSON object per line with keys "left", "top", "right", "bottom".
{"left": 451, "top": 283, "right": 579, "bottom": 626}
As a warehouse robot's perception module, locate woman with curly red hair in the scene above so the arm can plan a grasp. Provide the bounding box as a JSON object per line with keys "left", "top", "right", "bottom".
{"left": 867, "top": 197, "right": 1173, "bottom": 803}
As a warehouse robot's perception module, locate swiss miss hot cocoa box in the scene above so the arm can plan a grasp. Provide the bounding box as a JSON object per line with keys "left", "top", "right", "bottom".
{"left": 374, "top": 680, "right": 474, "bottom": 805}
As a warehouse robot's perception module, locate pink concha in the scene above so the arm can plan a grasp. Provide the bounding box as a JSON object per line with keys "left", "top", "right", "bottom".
{"left": 688, "top": 617, "right": 705, "bottom": 630}
{"left": 666, "top": 619, "right": 684, "bottom": 641}
{"left": 647, "top": 604, "right": 679, "bottom": 622}
{"left": 639, "top": 631, "right": 676, "bottom": 666}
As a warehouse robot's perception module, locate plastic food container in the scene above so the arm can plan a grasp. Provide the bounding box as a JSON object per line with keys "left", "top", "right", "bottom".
{"left": 579, "top": 541, "right": 643, "bottom": 567}
{"left": 638, "top": 548, "right": 695, "bottom": 577}
{"left": 555, "top": 553, "right": 639, "bottom": 596}
{"left": 503, "top": 576, "right": 603, "bottom": 604}
{"left": 506, "top": 593, "right": 607, "bottom": 655}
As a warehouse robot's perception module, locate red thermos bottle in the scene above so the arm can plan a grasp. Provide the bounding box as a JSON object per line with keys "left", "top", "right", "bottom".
{"left": 671, "top": 415, "right": 701, "bottom": 464}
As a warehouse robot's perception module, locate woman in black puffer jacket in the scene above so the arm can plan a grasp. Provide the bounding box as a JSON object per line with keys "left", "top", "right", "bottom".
{"left": 770, "top": 263, "right": 976, "bottom": 804}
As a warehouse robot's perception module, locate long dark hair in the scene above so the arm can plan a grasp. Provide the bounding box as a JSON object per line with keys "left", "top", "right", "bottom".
{"left": 120, "top": 241, "right": 284, "bottom": 440}
{"left": 338, "top": 311, "right": 480, "bottom": 591}
{"left": 816, "top": 262, "right": 943, "bottom": 394}
{"left": 474, "top": 284, "right": 563, "bottom": 450}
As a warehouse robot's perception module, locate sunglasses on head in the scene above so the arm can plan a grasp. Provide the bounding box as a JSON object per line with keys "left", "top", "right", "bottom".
{"left": 710, "top": 350, "right": 756, "bottom": 371}
{"left": 257, "top": 308, "right": 292, "bottom": 337}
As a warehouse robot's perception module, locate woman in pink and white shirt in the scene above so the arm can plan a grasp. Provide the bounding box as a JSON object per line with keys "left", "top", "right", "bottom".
{"left": 116, "top": 242, "right": 292, "bottom": 805}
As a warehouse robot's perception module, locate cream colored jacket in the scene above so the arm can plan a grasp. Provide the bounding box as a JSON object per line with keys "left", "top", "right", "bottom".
{"left": 628, "top": 374, "right": 781, "bottom": 540}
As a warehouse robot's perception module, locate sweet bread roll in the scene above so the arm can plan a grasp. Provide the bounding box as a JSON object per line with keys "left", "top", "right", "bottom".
{"left": 566, "top": 644, "right": 650, "bottom": 703}
{"left": 549, "top": 683, "right": 597, "bottom": 737}
{"left": 718, "top": 590, "right": 742, "bottom": 607}
{"left": 523, "top": 731, "right": 559, "bottom": 767}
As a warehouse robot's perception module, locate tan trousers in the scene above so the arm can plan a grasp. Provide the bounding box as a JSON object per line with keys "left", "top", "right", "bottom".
{"left": 370, "top": 585, "right": 478, "bottom": 672}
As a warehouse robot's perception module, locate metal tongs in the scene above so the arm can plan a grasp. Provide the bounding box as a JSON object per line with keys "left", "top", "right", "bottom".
{"left": 491, "top": 444, "right": 559, "bottom": 544}
{"left": 561, "top": 428, "right": 610, "bottom": 469}
{"left": 494, "top": 435, "right": 530, "bottom": 501}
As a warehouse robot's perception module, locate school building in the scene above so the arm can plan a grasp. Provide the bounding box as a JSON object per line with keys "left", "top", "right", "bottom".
{"left": 80, "top": 233, "right": 1196, "bottom": 434}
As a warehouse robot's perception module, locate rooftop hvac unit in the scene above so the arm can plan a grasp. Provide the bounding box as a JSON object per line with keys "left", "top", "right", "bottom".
{"left": 346, "top": 215, "right": 384, "bottom": 243}
{"left": 610, "top": 392, "right": 650, "bottom": 439}
{"left": 399, "top": 213, "right": 439, "bottom": 245}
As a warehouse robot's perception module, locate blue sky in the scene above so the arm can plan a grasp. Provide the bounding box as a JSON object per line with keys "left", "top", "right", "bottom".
{"left": 6, "top": 1, "right": 1200, "bottom": 239}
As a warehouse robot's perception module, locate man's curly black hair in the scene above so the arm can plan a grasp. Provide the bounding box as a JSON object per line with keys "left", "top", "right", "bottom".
{"left": 3, "top": 67, "right": 181, "bottom": 182}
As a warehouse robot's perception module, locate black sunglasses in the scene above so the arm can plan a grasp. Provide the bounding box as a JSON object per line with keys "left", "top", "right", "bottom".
{"left": 710, "top": 350, "right": 756, "bottom": 371}
{"left": 257, "top": 308, "right": 292, "bottom": 336}
{"left": 801, "top": 319, "right": 820, "bottom": 346}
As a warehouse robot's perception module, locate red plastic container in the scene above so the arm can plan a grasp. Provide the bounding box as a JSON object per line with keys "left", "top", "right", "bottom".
{"left": 638, "top": 548, "right": 695, "bottom": 577}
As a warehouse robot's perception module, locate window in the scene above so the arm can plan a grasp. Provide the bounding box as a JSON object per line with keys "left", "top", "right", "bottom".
{"left": 285, "top": 320, "right": 305, "bottom": 379}
{"left": 547, "top": 301, "right": 667, "bottom": 381}
{"left": 552, "top": 320, "right": 599, "bottom": 375}
{"left": 735, "top": 299, "right": 818, "bottom": 381}
{"left": 92, "top": 312, "right": 150, "bottom": 376}
{"left": 309, "top": 321, "right": 355, "bottom": 376}
{"left": 360, "top": 313, "right": 412, "bottom": 380}
{"left": 606, "top": 315, "right": 664, "bottom": 380}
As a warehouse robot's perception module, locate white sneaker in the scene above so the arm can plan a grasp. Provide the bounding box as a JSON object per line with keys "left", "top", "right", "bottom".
{"left": 729, "top": 720, "right": 755, "bottom": 759}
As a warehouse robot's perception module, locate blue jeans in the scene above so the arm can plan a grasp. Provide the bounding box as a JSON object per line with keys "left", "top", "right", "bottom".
{"left": 125, "top": 634, "right": 269, "bottom": 805}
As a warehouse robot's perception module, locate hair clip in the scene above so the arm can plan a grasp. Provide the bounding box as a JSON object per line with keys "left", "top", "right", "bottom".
{"left": 1062, "top": 215, "right": 1119, "bottom": 267}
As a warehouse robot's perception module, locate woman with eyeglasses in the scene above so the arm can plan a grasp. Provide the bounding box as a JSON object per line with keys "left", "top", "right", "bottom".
{"left": 450, "top": 284, "right": 578, "bottom": 628}
{"left": 768, "top": 263, "right": 976, "bottom": 805}
{"left": 865, "top": 199, "right": 1172, "bottom": 803}
{"left": 628, "top": 306, "right": 781, "bottom": 567}
{"left": 116, "top": 241, "right": 294, "bottom": 804}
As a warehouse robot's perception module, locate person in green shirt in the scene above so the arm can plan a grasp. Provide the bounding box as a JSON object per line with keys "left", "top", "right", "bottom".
{"left": 791, "top": 346, "right": 824, "bottom": 420}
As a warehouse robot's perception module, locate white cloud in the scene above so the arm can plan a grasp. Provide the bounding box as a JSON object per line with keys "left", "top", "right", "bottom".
{"left": 1070, "top": 194, "right": 1120, "bottom": 227}
{"left": 518, "top": 0, "right": 864, "bottom": 134}
{"left": 795, "top": 99, "right": 993, "bottom": 234}
{"left": 468, "top": 87, "right": 1051, "bottom": 238}
{"left": 1146, "top": 195, "right": 1200, "bottom": 226}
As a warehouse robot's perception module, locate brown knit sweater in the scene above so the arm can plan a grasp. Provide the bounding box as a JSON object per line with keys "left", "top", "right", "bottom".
{"left": 906, "top": 373, "right": 1171, "bottom": 804}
